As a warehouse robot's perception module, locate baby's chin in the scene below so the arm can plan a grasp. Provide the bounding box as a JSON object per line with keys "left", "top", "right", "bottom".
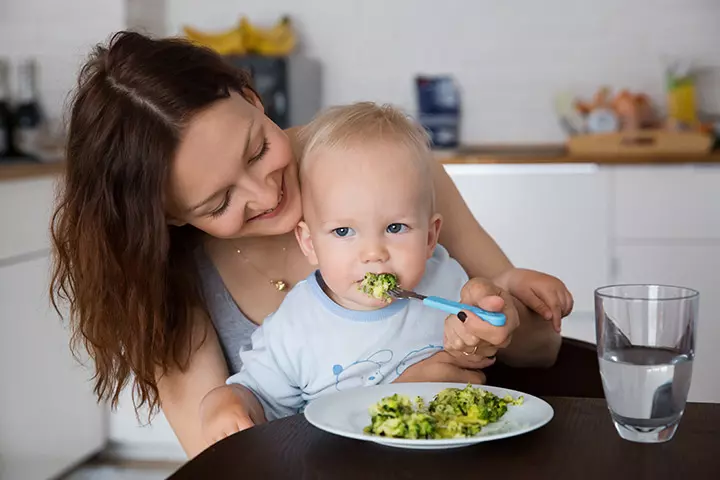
{"left": 336, "top": 286, "right": 398, "bottom": 310}
{"left": 363, "top": 296, "right": 396, "bottom": 309}
{"left": 342, "top": 293, "right": 394, "bottom": 311}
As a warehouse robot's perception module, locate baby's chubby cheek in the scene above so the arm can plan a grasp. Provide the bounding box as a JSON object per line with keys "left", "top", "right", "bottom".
{"left": 396, "top": 265, "right": 426, "bottom": 292}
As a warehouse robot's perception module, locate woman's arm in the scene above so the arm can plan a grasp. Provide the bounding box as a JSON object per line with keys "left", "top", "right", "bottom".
{"left": 431, "top": 160, "right": 513, "bottom": 279}
{"left": 431, "top": 162, "right": 561, "bottom": 367}
{"left": 499, "top": 296, "right": 562, "bottom": 368}
{"left": 156, "top": 313, "right": 229, "bottom": 458}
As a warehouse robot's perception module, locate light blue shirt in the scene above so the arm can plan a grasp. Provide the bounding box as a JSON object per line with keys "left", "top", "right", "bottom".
{"left": 226, "top": 245, "right": 468, "bottom": 421}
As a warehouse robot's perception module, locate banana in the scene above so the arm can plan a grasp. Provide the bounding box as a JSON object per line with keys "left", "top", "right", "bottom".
{"left": 182, "top": 23, "right": 246, "bottom": 55}
{"left": 182, "top": 16, "right": 296, "bottom": 57}
{"left": 240, "top": 16, "right": 296, "bottom": 56}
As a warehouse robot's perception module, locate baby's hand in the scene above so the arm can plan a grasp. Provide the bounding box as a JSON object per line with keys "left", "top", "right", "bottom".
{"left": 395, "top": 350, "right": 489, "bottom": 385}
{"left": 495, "top": 268, "right": 573, "bottom": 333}
{"left": 199, "top": 385, "right": 256, "bottom": 446}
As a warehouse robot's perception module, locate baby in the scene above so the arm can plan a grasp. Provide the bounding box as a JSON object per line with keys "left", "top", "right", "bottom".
{"left": 199, "top": 103, "right": 571, "bottom": 440}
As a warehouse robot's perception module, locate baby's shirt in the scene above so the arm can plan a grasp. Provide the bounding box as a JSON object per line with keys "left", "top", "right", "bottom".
{"left": 226, "top": 245, "right": 468, "bottom": 421}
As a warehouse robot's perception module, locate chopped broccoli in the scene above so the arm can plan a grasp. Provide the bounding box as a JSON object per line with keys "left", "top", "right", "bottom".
{"left": 364, "top": 384, "right": 523, "bottom": 440}
{"left": 363, "top": 394, "right": 436, "bottom": 439}
{"left": 359, "top": 272, "right": 398, "bottom": 303}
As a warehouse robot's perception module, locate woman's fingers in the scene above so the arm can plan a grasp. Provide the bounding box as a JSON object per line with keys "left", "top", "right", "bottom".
{"left": 446, "top": 314, "right": 480, "bottom": 347}
{"left": 460, "top": 278, "right": 520, "bottom": 345}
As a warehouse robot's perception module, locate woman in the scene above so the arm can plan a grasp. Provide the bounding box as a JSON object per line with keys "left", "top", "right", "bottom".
{"left": 51, "top": 31, "right": 564, "bottom": 458}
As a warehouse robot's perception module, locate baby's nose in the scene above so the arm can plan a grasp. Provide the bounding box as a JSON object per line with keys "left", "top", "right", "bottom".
{"left": 360, "top": 241, "right": 389, "bottom": 264}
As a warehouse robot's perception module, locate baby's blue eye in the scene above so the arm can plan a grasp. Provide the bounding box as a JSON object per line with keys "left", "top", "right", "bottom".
{"left": 386, "top": 223, "right": 408, "bottom": 234}
{"left": 333, "top": 227, "right": 355, "bottom": 238}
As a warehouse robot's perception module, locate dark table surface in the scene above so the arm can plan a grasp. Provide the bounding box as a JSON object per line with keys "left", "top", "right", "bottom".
{"left": 170, "top": 396, "right": 719, "bottom": 480}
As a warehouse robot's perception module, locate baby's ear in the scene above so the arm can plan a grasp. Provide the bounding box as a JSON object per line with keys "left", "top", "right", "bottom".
{"left": 426, "top": 213, "right": 443, "bottom": 258}
{"left": 295, "top": 221, "right": 319, "bottom": 265}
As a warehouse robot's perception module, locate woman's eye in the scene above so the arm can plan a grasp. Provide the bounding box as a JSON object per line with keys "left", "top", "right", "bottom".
{"left": 386, "top": 223, "right": 409, "bottom": 234}
{"left": 332, "top": 227, "right": 355, "bottom": 238}
{"left": 209, "top": 191, "right": 231, "bottom": 218}
{"left": 249, "top": 138, "right": 270, "bottom": 164}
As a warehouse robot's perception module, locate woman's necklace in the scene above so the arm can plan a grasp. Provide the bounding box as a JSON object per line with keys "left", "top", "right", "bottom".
{"left": 234, "top": 240, "right": 291, "bottom": 292}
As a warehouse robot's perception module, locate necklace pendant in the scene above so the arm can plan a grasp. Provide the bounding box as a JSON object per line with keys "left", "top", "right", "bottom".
{"left": 272, "top": 280, "right": 287, "bottom": 292}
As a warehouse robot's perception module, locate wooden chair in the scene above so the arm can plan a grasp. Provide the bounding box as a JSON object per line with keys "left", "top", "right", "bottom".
{"left": 485, "top": 338, "right": 605, "bottom": 399}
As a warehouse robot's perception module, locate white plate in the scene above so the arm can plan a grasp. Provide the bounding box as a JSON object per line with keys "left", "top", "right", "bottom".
{"left": 304, "top": 382, "right": 554, "bottom": 450}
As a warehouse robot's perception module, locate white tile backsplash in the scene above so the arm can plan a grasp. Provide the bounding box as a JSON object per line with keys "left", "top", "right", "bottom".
{"left": 0, "top": 0, "right": 125, "bottom": 119}
{"left": 1, "top": 0, "right": 718, "bottom": 141}
{"left": 168, "top": 0, "right": 720, "bottom": 143}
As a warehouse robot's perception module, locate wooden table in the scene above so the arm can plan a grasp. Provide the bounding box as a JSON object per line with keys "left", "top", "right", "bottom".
{"left": 170, "top": 397, "right": 719, "bottom": 479}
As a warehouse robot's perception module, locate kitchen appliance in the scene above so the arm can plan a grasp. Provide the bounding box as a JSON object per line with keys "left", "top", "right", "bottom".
{"left": 225, "top": 55, "right": 322, "bottom": 129}
{"left": 416, "top": 75, "right": 461, "bottom": 149}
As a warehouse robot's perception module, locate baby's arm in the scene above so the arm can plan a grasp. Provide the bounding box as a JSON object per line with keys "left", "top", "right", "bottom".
{"left": 199, "top": 315, "right": 304, "bottom": 444}
{"left": 494, "top": 268, "right": 574, "bottom": 332}
{"left": 199, "top": 383, "right": 265, "bottom": 445}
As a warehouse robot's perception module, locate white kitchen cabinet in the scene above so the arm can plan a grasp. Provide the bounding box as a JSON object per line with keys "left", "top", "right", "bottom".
{"left": 0, "top": 254, "right": 107, "bottom": 479}
{"left": 613, "top": 244, "right": 720, "bottom": 403}
{"left": 613, "top": 165, "right": 720, "bottom": 240}
{"left": 0, "top": 177, "right": 58, "bottom": 260}
{"left": 0, "top": 176, "right": 106, "bottom": 479}
{"left": 445, "top": 164, "right": 611, "bottom": 314}
{"left": 109, "top": 387, "right": 185, "bottom": 461}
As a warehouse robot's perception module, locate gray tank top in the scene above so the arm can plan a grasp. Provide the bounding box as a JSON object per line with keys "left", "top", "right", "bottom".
{"left": 195, "top": 246, "right": 258, "bottom": 375}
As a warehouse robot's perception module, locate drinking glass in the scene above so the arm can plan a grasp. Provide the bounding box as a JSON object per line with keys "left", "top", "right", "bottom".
{"left": 595, "top": 284, "right": 699, "bottom": 443}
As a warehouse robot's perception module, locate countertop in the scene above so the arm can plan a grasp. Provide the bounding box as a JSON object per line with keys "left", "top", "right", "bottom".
{"left": 0, "top": 161, "right": 65, "bottom": 182}
{"left": 437, "top": 145, "right": 720, "bottom": 165}
{"left": 3, "top": 145, "right": 720, "bottom": 183}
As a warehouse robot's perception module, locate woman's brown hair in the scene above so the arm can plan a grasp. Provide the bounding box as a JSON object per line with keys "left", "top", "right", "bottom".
{"left": 50, "top": 31, "right": 258, "bottom": 416}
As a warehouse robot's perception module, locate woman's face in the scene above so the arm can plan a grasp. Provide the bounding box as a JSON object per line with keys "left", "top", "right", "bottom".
{"left": 168, "top": 92, "right": 302, "bottom": 238}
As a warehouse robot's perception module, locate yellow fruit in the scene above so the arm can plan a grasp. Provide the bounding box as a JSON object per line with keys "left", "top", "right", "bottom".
{"left": 182, "top": 23, "right": 246, "bottom": 55}
{"left": 182, "top": 16, "right": 296, "bottom": 57}
{"left": 240, "top": 16, "right": 296, "bottom": 56}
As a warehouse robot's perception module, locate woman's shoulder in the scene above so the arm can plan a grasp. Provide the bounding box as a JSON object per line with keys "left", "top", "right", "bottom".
{"left": 193, "top": 242, "right": 258, "bottom": 372}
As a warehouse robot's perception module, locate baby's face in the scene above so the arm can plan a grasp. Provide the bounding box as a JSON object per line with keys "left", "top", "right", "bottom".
{"left": 298, "top": 142, "right": 441, "bottom": 310}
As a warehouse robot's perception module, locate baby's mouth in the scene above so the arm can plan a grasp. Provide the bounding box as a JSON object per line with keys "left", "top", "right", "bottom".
{"left": 355, "top": 272, "right": 394, "bottom": 283}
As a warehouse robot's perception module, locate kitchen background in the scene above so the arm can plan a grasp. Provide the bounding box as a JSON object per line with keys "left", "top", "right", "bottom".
{"left": 1, "top": 0, "right": 719, "bottom": 479}
{"left": 2, "top": 0, "right": 720, "bottom": 144}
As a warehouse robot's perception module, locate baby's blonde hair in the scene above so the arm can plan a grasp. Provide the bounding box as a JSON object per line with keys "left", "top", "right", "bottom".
{"left": 298, "top": 102, "right": 435, "bottom": 209}
{"left": 299, "top": 102, "right": 433, "bottom": 173}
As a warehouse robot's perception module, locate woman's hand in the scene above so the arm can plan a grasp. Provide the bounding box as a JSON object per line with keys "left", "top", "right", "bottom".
{"left": 199, "top": 385, "right": 259, "bottom": 446}
{"left": 443, "top": 277, "right": 520, "bottom": 363}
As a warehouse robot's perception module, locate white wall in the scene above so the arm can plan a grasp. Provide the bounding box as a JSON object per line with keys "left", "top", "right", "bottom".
{"left": 0, "top": 0, "right": 126, "bottom": 121}
{"left": 3, "top": 0, "right": 717, "bottom": 142}
{"left": 168, "top": 0, "right": 720, "bottom": 143}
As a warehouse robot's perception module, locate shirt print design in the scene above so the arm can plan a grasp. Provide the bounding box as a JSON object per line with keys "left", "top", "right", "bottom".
{"left": 331, "top": 349, "right": 393, "bottom": 391}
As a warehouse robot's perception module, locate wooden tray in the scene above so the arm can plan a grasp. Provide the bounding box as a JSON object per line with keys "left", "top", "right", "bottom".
{"left": 567, "top": 130, "right": 713, "bottom": 156}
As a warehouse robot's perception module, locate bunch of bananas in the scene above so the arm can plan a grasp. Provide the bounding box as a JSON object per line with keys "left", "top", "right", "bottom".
{"left": 183, "top": 16, "right": 296, "bottom": 56}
